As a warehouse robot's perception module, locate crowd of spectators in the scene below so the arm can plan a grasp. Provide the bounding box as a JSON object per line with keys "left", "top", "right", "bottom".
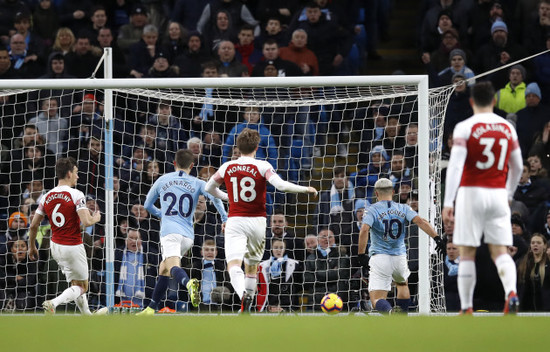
{"left": 0, "top": 0, "right": 549, "bottom": 313}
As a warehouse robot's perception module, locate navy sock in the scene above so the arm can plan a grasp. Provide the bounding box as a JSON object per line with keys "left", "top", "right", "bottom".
{"left": 170, "top": 266, "right": 190, "bottom": 287}
{"left": 396, "top": 298, "right": 410, "bottom": 312}
{"left": 149, "top": 275, "right": 169, "bottom": 310}
{"left": 375, "top": 299, "right": 392, "bottom": 313}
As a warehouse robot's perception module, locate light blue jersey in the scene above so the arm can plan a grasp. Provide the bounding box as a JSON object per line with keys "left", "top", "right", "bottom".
{"left": 144, "top": 170, "right": 228, "bottom": 239}
{"left": 362, "top": 200, "right": 417, "bottom": 256}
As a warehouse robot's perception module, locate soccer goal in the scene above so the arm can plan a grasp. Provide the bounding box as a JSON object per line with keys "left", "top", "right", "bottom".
{"left": 0, "top": 49, "right": 454, "bottom": 315}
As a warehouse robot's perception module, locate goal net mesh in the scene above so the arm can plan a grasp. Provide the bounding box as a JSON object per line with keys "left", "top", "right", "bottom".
{"left": 0, "top": 81, "right": 453, "bottom": 314}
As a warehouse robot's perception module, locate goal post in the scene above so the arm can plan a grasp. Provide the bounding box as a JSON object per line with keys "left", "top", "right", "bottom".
{"left": 0, "top": 58, "right": 451, "bottom": 314}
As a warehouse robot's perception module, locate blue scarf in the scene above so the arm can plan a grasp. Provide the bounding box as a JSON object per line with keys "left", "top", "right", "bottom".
{"left": 330, "top": 181, "right": 355, "bottom": 214}
{"left": 269, "top": 255, "right": 288, "bottom": 279}
{"left": 317, "top": 245, "right": 335, "bottom": 257}
{"left": 199, "top": 88, "right": 214, "bottom": 120}
{"left": 116, "top": 250, "right": 145, "bottom": 306}
{"left": 202, "top": 260, "right": 216, "bottom": 304}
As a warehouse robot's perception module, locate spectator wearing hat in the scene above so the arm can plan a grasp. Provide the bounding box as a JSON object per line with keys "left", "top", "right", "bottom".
{"left": 1, "top": 212, "right": 29, "bottom": 257}
{"left": 252, "top": 39, "right": 301, "bottom": 77}
{"left": 474, "top": 19, "right": 528, "bottom": 90}
{"left": 510, "top": 214, "right": 530, "bottom": 261}
{"left": 514, "top": 83, "right": 550, "bottom": 158}
{"left": 128, "top": 24, "right": 160, "bottom": 78}
{"left": 33, "top": 0, "right": 59, "bottom": 48}
{"left": 428, "top": 48, "right": 475, "bottom": 88}
{"left": 118, "top": 3, "right": 149, "bottom": 54}
{"left": 419, "top": 1, "right": 469, "bottom": 52}
{"left": 64, "top": 32, "right": 101, "bottom": 78}
{"left": 495, "top": 64, "right": 528, "bottom": 114}
{"left": 444, "top": 72, "right": 473, "bottom": 136}
{"left": 146, "top": 51, "right": 179, "bottom": 78}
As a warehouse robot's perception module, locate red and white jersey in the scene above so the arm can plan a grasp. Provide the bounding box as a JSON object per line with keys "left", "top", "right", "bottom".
{"left": 37, "top": 185, "right": 87, "bottom": 245}
{"left": 212, "top": 156, "right": 276, "bottom": 217}
{"left": 453, "top": 112, "right": 519, "bottom": 188}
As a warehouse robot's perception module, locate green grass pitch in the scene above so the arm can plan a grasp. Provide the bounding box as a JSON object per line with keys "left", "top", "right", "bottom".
{"left": 1, "top": 314, "right": 545, "bottom": 351}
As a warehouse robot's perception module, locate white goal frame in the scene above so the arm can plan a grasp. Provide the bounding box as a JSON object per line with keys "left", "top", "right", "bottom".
{"left": 0, "top": 48, "right": 435, "bottom": 315}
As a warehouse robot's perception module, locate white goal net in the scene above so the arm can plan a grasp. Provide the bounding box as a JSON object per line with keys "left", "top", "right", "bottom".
{"left": 0, "top": 72, "right": 452, "bottom": 314}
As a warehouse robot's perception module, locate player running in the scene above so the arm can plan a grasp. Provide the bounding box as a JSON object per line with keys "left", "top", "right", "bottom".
{"left": 358, "top": 178, "right": 445, "bottom": 314}
{"left": 28, "top": 157, "right": 101, "bottom": 315}
{"left": 205, "top": 128, "right": 317, "bottom": 313}
{"left": 443, "top": 82, "right": 523, "bottom": 315}
{"left": 137, "top": 149, "right": 228, "bottom": 315}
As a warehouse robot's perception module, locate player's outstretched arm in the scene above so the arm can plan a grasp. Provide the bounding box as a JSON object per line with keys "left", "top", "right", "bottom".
{"left": 204, "top": 177, "right": 229, "bottom": 201}
{"left": 412, "top": 216, "right": 445, "bottom": 255}
{"left": 27, "top": 212, "right": 45, "bottom": 261}
{"left": 268, "top": 173, "right": 318, "bottom": 196}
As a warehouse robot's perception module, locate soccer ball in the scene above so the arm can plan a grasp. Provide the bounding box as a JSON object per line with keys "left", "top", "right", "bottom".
{"left": 320, "top": 293, "right": 343, "bottom": 314}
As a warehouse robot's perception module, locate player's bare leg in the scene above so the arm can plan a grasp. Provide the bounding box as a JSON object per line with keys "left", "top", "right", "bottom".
{"left": 489, "top": 244, "right": 519, "bottom": 314}
{"left": 395, "top": 282, "right": 410, "bottom": 313}
{"left": 369, "top": 290, "right": 392, "bottom": 313}
{"left": 457, "top": 246, "right": 477, "bottom": 314}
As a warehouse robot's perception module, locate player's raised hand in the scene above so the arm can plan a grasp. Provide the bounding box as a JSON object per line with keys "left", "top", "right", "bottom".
{"left": 307, "top": 187, "right": 318, "bottom": 198}
{"left": 92, "top": 210, "right": 101, "bottom": 223}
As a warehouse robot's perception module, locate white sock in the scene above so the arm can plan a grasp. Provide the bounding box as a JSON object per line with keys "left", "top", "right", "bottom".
{"left": 229, "top": 266, "right": 245, "bottom": 300}
{"left": 75, "top": 293, "right": 92, "bottom": 315}
{"left": 244, "top": 275, "right": 257, "bottom": 296}
{"left": 458, "top": 260, "right": 476, "bottom": 311}
{"left": 51, "top": 286, "right": 82, "bottom": 307}
{"left": 495, "top": 254, "right": 517, "bottom": 297}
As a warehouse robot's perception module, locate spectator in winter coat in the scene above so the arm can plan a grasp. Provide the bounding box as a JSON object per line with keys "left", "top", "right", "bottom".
{"left": 495, "top": 64, "right": 527, "bottom": 114}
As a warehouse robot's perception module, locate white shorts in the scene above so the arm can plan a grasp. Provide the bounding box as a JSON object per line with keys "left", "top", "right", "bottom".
{"left": 368, "top": 254, "right": 410, "bottom": 292}
{"left": 160, "top": 234, "right": 194, "bottom": 261}
{"left": 225, "top": 216, "right": 267, "bottom": 265}
{"left": 50, "top": 242, "right": 88, "bottom": 282}
{"left": 454, "top": 187, "right": 512, "bottom": 247}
